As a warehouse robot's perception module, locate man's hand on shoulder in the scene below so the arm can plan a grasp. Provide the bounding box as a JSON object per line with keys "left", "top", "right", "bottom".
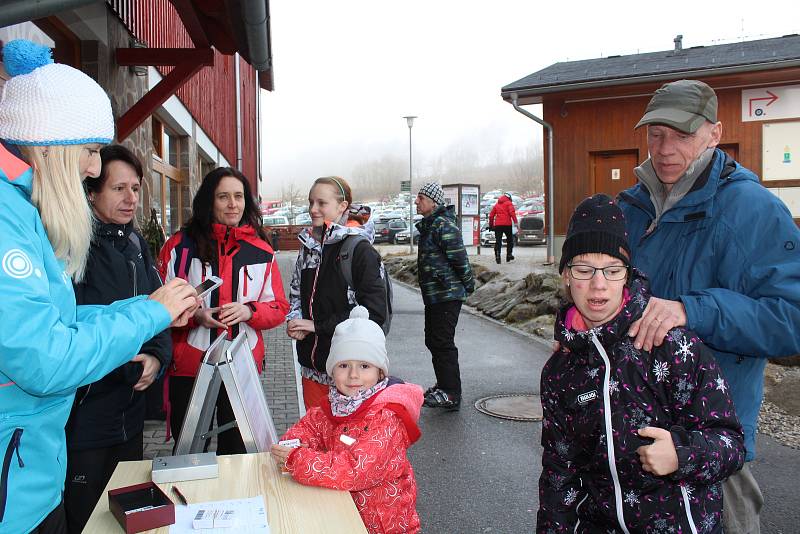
{"left": 628, "top": 297, "right": 687, "bottom": 351}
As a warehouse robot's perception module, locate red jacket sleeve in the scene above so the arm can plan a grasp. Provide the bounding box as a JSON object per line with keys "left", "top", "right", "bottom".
{"left": 246, "top": 259, "right": 290, "bottom": 330}
{"left": 281, "top": 407, "right": 329, "bottom": 451}
{"left": 285, "top": 410, "right": 410, "bottom": 492}
{"left": 508, "top": 203, "right": 518, "bottom": 225}
{"left": 488, "top": 205, "right": 497, "bottom": 227}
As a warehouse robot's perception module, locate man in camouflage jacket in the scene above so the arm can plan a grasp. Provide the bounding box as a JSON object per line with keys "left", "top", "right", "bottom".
{"left": 414, "top": 182, "right": 475, "bottom": 410}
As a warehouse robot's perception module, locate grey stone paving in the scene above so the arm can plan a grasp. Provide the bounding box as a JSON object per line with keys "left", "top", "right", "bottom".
{"left": 142, "top": 327, "right": 300, "bottom": 460}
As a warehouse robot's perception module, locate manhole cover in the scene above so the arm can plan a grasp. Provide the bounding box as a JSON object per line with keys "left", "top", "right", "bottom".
{"left": 474, "top": 394, "right": 542, "bottom": 422}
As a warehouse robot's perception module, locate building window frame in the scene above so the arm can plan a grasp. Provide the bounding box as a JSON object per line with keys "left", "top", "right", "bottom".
{"left": 151, "top": 117, "right": 185, "bottom": 236}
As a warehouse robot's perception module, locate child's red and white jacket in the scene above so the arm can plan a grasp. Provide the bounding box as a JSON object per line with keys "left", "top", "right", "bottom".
{"left": 282, "top": 378, "right": 423, "bottom": 534}
{"left": 158, "top": 223, "right": 289, "bottom": 376}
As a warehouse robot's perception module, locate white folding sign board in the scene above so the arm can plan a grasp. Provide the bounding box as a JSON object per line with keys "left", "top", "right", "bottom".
{"left": 763, "top": 121, "right": 800, "bottom": 181}
{"left": 175, "top": 332, "right": 278, "bottom": 455}
{"left": 742, "top": 84, "right": 800, "bottom": 122}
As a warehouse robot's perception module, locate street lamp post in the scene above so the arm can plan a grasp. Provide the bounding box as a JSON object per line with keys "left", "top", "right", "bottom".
{"left": 403, "top": 115, "right": 417, "bottom": 254}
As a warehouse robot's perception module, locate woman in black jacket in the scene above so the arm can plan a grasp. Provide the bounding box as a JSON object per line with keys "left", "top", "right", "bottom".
{"left": 286, "top": 176, "right": 388, "bottom": 410}
{"left": 64, "top": 145, "right": 172, "bottom": 534}
{"left": 538, "top": 195, "right": 744, "bottom": 534}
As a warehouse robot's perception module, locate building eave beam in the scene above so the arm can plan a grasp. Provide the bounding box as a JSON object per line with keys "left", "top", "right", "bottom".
{"left": 116, "top": 52, "right": 213, "bottom": 141}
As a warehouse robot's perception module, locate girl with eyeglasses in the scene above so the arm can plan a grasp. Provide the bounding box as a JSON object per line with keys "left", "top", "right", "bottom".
{"left": 537, "top": 194, "right": 744, "bottom": 534}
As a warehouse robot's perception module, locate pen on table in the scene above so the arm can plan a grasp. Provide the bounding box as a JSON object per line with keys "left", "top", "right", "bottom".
{"left": 171, "top": 485, "right": 189, "bottom": 506}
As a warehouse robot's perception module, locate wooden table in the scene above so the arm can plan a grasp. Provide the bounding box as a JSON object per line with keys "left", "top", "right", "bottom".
{"left": 84, "top": 452, "right": 368, "bottom": 534}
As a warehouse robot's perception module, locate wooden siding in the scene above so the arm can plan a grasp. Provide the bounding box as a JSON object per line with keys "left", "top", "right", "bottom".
{"left": 239, "top": 55, "right": 258, "bottom": 184}
{"left": 107, "top": 0, "right": 258, "bottom": 176}
{"left": 540, "top": 67, "right": 800, "bottom": 235}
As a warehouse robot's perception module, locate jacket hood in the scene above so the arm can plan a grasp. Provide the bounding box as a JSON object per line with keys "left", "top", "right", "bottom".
{"left": 366, "top": 380, "right": 424, "bottom": 444}
{"left": 554, "top": 270, "right": 650, "bottom": 360}
{"left": 417, "top": 204, "right": 456, "bottom": 231}
{"left": 211, "top": 222, "right": 257, "bottom": 243}
{"left": 297, "top": 214, "right": 375, "bottom": 251}
{"left": 321, "top": 378, "right": 424, "bottom": 444}
{"left": 0, "top": 139, "right": 33, "bottom": 197}
{"left": 92, "top": 219, "right": 134, "bottom": 243}
{"left": 496, "top": 195, "right": 511, "bottom": 206}
{"left": 621, "top": 148, "right": 755, "bottom": 216}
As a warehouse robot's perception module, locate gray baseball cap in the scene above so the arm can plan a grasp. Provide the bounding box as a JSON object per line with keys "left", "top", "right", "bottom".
{"left": 635, "top": 79, "right": 718, "bottom": 134}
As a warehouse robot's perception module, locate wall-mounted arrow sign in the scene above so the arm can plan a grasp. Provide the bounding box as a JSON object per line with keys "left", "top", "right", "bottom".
{"left": 742, "top": 85, "right": 800, "bottom": 122}
{"left": 748, "top": 90, "right": 779, "bottom": 117}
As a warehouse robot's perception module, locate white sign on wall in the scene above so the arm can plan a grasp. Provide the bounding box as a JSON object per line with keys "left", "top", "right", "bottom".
{"left": 763, "top": 121, "right": 800, "bottom": 181}
{"left": 742, "top": 84, "right": 800, "bottom": 121}
{"left": 461, "top": 186, "right": 479, "bottom": 216}
{"left": 442, "top": 186, "right": 458, "bottom": 214}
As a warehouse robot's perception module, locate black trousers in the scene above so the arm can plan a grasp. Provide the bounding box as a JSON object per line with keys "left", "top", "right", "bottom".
{"left": 493, "top": 225, "right": 514, "bottom": 258}
{"left": 169, "top": 375, "right": 246, "bottom": 455}
{"left": 64, "top": 433, "right": 143, "bottom": 534}
{"left": 424, "top": 300, "right": 463, "bottom": 395}
{"left": 31, "top": 501, "right": 67, "bottom": 534}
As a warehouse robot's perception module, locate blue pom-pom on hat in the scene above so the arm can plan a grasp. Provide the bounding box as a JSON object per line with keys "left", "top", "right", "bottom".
{"left": 3, "top": 39, "right": 53, "bottom": 77}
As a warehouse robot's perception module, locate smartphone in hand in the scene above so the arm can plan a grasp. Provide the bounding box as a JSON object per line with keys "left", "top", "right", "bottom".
{"left": 194, "top": 276, "right": 223, "bottom": 299}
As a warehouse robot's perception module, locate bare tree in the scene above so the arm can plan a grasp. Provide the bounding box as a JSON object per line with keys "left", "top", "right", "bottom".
{"left": 280, "top": 182, "right": 304, "bottom": 222}
{"left": 351, "top": 155, "right": 406, "bottom": 201}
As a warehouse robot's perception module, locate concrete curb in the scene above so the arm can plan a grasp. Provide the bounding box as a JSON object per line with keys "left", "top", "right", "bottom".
{"left": 390, "top": 277, "right": 554, "bottom": 352}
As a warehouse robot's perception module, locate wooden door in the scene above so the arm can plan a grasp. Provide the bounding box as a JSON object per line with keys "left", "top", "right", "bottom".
{"left": 591, "top": 150, "right": 639, "bottom": 198}
{"left": 718, "top": 143, "right": 739, "bottom": 161}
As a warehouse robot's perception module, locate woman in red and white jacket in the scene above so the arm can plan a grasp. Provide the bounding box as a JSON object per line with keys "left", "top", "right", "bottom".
{"left": 159, "top": 167, "right": 289, "bottom": 454}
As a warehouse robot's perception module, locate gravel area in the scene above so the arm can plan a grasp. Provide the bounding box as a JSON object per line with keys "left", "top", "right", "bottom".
{"left": 758, "top": 401, "right": 800, "bottom": 450}
{"left": 759, "top": 364, "right": 800, "bottom": 450}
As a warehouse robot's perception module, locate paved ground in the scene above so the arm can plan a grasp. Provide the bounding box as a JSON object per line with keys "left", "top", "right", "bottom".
{"left": 143, "top": 250, "right": 800, "bottom": 533}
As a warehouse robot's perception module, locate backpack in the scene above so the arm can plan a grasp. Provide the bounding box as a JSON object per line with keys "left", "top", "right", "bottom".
{"left": 338, "top": 235, "right": 393, "bottom": 334}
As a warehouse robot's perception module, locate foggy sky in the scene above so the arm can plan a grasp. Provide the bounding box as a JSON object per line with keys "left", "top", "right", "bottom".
{"left": 259, "top": 0, "right": 799, "bottom": 199}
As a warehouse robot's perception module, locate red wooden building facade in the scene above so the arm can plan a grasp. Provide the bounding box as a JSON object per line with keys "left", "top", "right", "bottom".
{"left": 0, "top": 0, "right": 270, "bottom": 236}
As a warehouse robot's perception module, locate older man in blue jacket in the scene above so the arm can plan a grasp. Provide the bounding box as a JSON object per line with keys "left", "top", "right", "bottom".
{"left": 618, "top": 79, "right": 800, "bottom": 534}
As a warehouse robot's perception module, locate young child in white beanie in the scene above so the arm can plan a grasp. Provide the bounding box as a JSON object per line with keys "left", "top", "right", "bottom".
{"left": 271, "top": 306, "right": 423, "bottom": 534}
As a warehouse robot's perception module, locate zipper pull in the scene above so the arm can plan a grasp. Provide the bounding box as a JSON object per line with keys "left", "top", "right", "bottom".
{"left": 11, "top": 429, "right": 24, "bottom": 467}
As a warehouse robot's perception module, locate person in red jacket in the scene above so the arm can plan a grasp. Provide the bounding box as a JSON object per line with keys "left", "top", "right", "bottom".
{"left": 488, "top": 192, "right": 518, "bottom": 264}
{"left": 271, "top": 306, "right": 423, "bottom": 534}
{"left": 159, "top": 167, "right": 289, "bottom": 454}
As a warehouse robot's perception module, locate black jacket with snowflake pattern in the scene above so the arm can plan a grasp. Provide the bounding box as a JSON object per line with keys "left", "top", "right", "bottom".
{"left": 537, "top": 271, "right": 744, "bottom": 534}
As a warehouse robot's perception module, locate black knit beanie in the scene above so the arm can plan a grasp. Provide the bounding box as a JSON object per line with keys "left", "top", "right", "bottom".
{"left": 559, "top": 194, "right": 631, "bottom": 273}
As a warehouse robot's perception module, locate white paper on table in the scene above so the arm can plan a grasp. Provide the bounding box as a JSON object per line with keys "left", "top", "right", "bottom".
{"left": 169, "top": 496, "right": 269, "bottom": 534}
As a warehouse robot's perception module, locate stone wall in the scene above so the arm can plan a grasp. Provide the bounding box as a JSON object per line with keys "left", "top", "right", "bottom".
{"left": 384, "top": 256, "right": 563, "bottom": 339}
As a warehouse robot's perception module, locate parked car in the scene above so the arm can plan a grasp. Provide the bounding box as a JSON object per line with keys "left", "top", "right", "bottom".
{"left": 394, "top": 226, "right": 419, "bottom": 245}
{"left": 517, "top": 199, "right": 544, "bottom": 217}
{"left": 262, "top": 215, "right": 289, "bottom": 226}
{"left": 480, "top": 223, "right": 518, "bottom": 247}
{"left": 374, "top": 219, "right": 408, "bottom": 243}
{"left": 517, "top": 214, "right": 546, "bottom": 246}
{"left": 294, "top": 212, "right": 312, "bottom": 226}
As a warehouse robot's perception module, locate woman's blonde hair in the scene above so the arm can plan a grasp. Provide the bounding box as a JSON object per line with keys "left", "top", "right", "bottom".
{"left": 20, "top": 145, "right": 93, "bottom": 281}
{"left": 313, "top": 176, "right": 352, "bottom": 205}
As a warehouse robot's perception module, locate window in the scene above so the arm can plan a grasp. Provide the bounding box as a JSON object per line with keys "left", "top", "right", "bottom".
{"left": 151, "top": 118, "right": 185, "bottom": 236}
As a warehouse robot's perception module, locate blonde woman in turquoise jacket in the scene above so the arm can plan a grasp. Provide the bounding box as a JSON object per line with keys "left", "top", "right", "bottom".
{"left": 0, "top": 40, "right": 198, "bottom": 533}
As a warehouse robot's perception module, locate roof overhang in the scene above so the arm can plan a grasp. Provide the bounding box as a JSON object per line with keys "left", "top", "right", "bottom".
{"left": 502, "top": 59, "right": 800, "bottom": 105}
{"left": 0, "top": 0, "right": 273, "bottom": 91}
{"left": 170, "top": 0, "right": 273, "bottom": 90}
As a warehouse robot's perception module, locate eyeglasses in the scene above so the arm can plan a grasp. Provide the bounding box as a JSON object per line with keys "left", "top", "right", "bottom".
{"left": 567, "top": 264, "right": 628, "bottom": 281}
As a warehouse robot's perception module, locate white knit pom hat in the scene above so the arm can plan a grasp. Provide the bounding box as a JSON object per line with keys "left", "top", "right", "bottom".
{"left": 326, "top": 306, "right": 389, "bottom": 376}
{"left": 0, "top": 40, "right": 114, "bottom": 146}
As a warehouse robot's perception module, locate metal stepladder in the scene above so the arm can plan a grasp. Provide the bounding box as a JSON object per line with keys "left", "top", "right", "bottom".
{"left": 174, "top": 331, "right": 278, "bottom": 455}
